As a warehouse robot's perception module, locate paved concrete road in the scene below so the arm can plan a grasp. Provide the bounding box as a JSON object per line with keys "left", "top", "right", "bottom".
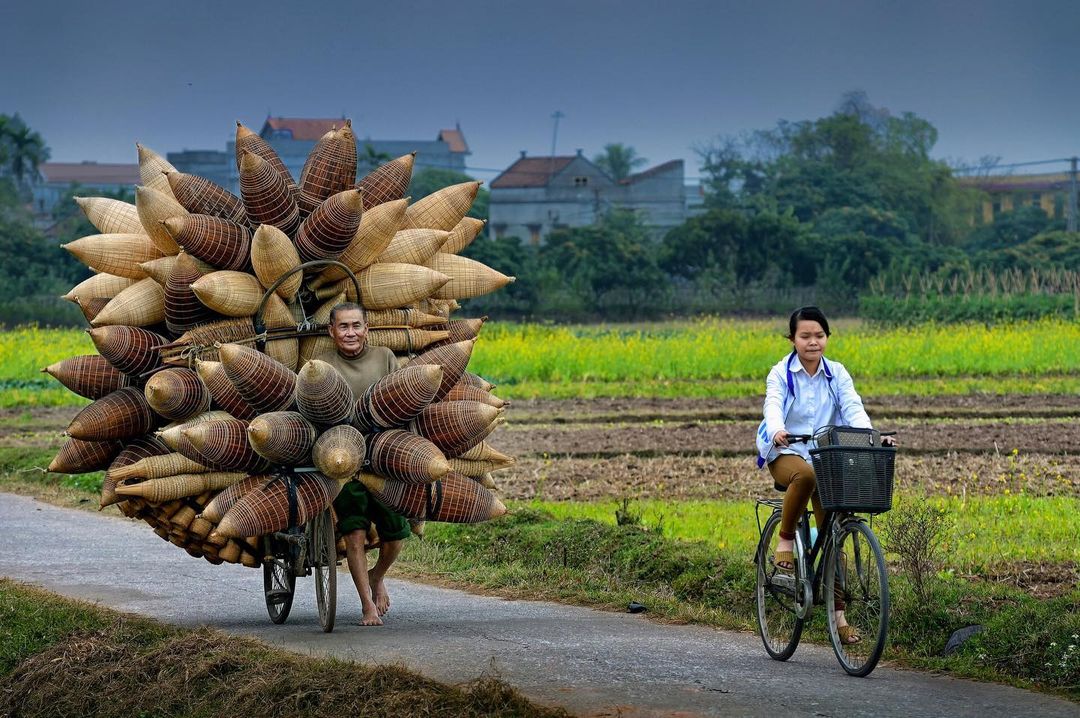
{"left": 1, "top": 493, "right": 1075, "bottom": 718}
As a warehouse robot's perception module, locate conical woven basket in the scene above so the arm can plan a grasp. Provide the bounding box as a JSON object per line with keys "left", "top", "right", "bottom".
{"left": 239, "top": 151, "right": 301, "bottom": 237}
{"left": 218, "top": 342, "right": 296, "bottom": 413}
{"left": 194, "top": 359, "right": 258, "bottom": 420}
{"left": 88, "top": 325, "right": 166, "bottom": 376}
{"left": 367, "top": 328, "right": 450, "bottom": 352}
{"left": 366, "top": 429, "right": 450, "bottom": 484}
{"left": 109, "top": 452, "right": 210, "bottom": 482}
{"left": 426, "top": 253, "right": 514, "bottom": 299}
{"left": 158, "top": 318, "right": 257, "bottom": 366}
{"left": 158, "top": 410, "right": 234, "bottom": 451}
{"left": 190, "top": 270, "right": 265, "bottom": 317}
{"left": 49, "top": 437, "right": 123, "bottom": 474}
{"left": 458, "top": 371, "right": 495, "bottom": 392}
{"left": 410, "top": 400, "right": 502, "bottom": 456}
{"left": 163, "top": 215, "right": 252, "bottom": 271}
{"left": 407, "top": 339, "right": 476, "bottom": 402}
{"left": 76, "top": 297, "right": 111, "bottom": 324}
{"left": 365, "top": 307, "right": 447, "bottom": 328}
{"left": 165, "top": 252, "right": 221, "bottom": 334}
{"left": 137, "top": 143, "right": 179, "bottom": 199}
{"left": 298, "top": 124, "right": 357, "bottom": 215}
{"left": 75, "top": 196, "right": 145, "bottom": 235}
{"left": 377, "top": 228, "right": 449, "bottom": 265}
{"left": 297, "top": 290, "right": 341, "bottom": 368}
{"left": 116, "top": 472, "right": 247, "bottom": 503}
{"left": 312, "top": 424, "right": 366, "bottom": 480}
{"left": 359, "top": 471, "right": 505, "bottom": 523}
{"left": 402, "top": 181, "right": 481, "bottom": 232}
{"left": 68, "top": 387, "right": 155, "bottom": 441}
{"left": 63, "top": 233, "right": 164, "bottom": 279}
{"left": 43, "top": 355, "right": 133, "bottom": 400}
{"left": 211, "top": 472, "right": 341, "bottom": 539}
{"left": 199, "top": 473, "right": 267, "bottom": 524}
{"left": 182, "top": 418, "right": 269, "bottom": 472}
{"left": 135, "top": 185, "right": 187, "bottom": 255}
{"left": 91, "top": 277, "right": 165, "bottom": 327}
{"left": 440, "top": 217, "right": 486, "bottom": 255}
{"left": 236, "top": 122, "right": 298, "bottom": 198}
{"left": 355, "top": 153, "right": 414, "bottom": 209}
{"left": 63, "top": 272, "right": 138, "bottom": 303}
{"left": 447, "top": 456, "right": 515, "bottom": 477}
{"left": 354, "top": 364, "right": 442, "bottom": 431}
{"left": 258, "top": 293, "right": 300, "bottom": 372}
{"left": 101, "top": 434, "right": 170, "bottom": 509}
{"left": 144, "top": 367, "right": 211, "bottom": 421}
{"left": 455, "top": 440, "right": 514, "bottom": 464}
{"left": 295, "top": 359, "right": 356, "bottom": 426}
{"left": 444, "top": 384, "right": 506, "bottom": 408}
{"left": 251, "top": 224, "right": 302, "bottom": 301}
{"left": 352, "top": 263, "right": 451, "bottom": 310}
{"left": 295, "top": 188, "right": 364, "bottom": 265}
{"left": 313, "top": 199, "right": 407, "bottom": 285}
{"left": 166, "top": 171, "right": 248, "bottom": 225}
{"left": 140, "top": 255, "right": 178, "bottom": 286}
{"left": 247, "top": 411, "right": 317, "bottom": 465}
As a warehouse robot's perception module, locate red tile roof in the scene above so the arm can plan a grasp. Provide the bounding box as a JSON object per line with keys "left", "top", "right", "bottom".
{"left": 261, "top": 117, "right": 344, "bottom": 141}
{"left": 40, "top": 162, "right": 140, "bottom": 185}
{"left": 619, "top": 160, "right": 683, "bottom": 185}
{"left": 490, "top": 156, "right": 577, "bottom": 188}
{"left": 438, "top": 128, "right": 469, "bottom": 153}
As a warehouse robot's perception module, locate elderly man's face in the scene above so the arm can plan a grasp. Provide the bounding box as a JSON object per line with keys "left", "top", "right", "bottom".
{"left": 328, "top": 308, "right": 367, "bottom": 358}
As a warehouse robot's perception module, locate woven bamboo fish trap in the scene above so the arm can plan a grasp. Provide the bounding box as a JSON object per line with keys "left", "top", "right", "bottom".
{"left": 355, "top": 153, "right": 414, "bottom": 209}
{"left": 240, "top": 151, "right": 300, "bottom": 237}
{"left": 410, "top": 400, "right": 502, "bottom": 456}
{"left": 135, "top": 185, "right": 187, "bottom": 255}
{"left": 312, "top": 199, "right": 407, "bottom": 286}
{"left": 49, "top": 437, "right": 123, "bottom": 474}
{"left": 407, "top": 339, "right": 476, "bottom": 401}
{"left": 140, "top": 255, "right": 178, "bottom": 286}
{"left": 247, "top": 411, "right": 317, "bottom": 465}
{"left": 354, "top": 364, "right": 443, "bottom": 431}
{"left": 359, "top": 471, "right": 505, "bottom": 523}
{"left": 426, "top": 253, "right": 514, "bottom": 300}
{"left": 43, "top": 355, "right": 133, "bottom": 400}
{"left": 75, "top": 196, "right": 145, "bottom": 235}
{"left": 68, "top": 387, "right": 155, "bottom": 441}
{"left": 295, "top": 189, "right": 364, "bottom": 265}
{"left": 447, "top": 456, "right": 515, "bottom": 477}
{"left": 92, "top": 277, "right": 166, "bottom": 327}
{"left": 366, "top": 429, "right": 450, "bottom": 484}
{"left": 236, "top": 122, "right": 297, "bottom": 194}
{"left": 166, "top": 171, "right": 248, "bottom": 225}
{"left": 402, "top": 181, "right": 481, "bottom": 232}
{"left": 144, "top": 367, "right": 211, "bottom": 421}
{"left": 365, "top": 307, "right": 447, "bottom": 328}
{"left": 298, "top": 124, "right": 358, "bottom": 216}
{"left": 295, "top": 359, "right": 356, "bottom": 426}
{"left": 63, "top": 272, "right": 138, "bottom": 303}
{"left": 419, "top": 298, "right": 451, "bottom": 319}
{"left": 190, "top": 270, "right": 265, "bottom": 317}
{"left": 257, "top": 293, "right": 299, "bottom": 372}
{"left": 158, "top": 410, "right": 234, "bottom": 451}
{"left": 182, "top": 419, "right": 269, "bottom": 472}
{"left": 456, "top": 440, "right": 514, "bottom": 464}
{"left": 458, "top": 370, "right": 495, "bottom": 392}
{"left": 211, "top": 471, "right": 341, "bottom": 540}
{"left": 218, "top": 342, "right": 296, "bottom": 413}
{"left": 76, "top": 296, "right": 111, "bottom": 324}
{"left": 163, "top": 215, "right": 252, "bottom": 271}
{"left": 199, "top": 473, "right": 266, "bottom": 524}
{"left": 444, "top": 385, "right": 506, "bottom": 408}
{"left": 101, "top": 434, "right": 170, "bottom": 508}
{"left": 478, "top": 472, "right": 497, "bottom": 490}
{"left": 297, "top": 290, "right": 342, "bottom": 367}
{"left": 448, "top": 317, "right": 487, "bottom": 342}
{"left": 165, "top": 252, "right": 220, "bottom": 334}
{"left": 351, "top": 263, "right": 450, "bottom": 310}
{"left": 109, "top": 452, "right": 210, "bottom": 482}
{"left": 88, "top": 325, "right": 166, "bottom": 376}
{"left": 194, "top": 359, "right": 258, "bottom": 420}
{"left": 311, "top": 424, "right": 365, "bottom": 480}
{"left": 62, "top": 233, "right": 164, "bottom": 279}
{"left": 158, "top": 318, "right": 257, "bottom": 366}
{"left": 441, "top": 217, "right": 486, "bottom": 255}
{"left": 367, "top": 328, "right": 450, "bottom": 352}
{"left": 137, "top": 143, "right": 179, "bottom": 199}
{"left": 377, "top": 228, "right": 449, "bottom": 265}
{"left": 115, "top": 472, "right": 247, "bottom": 503}
{"left": 251, "top": 224, "right": 302, "bottom": 301}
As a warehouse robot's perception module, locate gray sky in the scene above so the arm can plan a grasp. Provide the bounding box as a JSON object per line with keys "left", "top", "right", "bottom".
{"left": 5, "top": 0, "right": 1079, "bottom": 182}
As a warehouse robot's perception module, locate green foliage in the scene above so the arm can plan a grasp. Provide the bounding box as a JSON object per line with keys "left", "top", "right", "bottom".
{"left": 407, "top": 167, "right": 488, "bottom": 220}
{"left": 591, "top": 143, "right": 647, "bottom": 181}
{"left": 0, "top": 113, "right": 50, "bottom": 196}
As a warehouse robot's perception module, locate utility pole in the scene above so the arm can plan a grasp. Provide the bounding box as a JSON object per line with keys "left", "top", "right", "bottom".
{"left": 549, "top": 110, "right": 564, "bottom": 177}
{"left": 1069, "top": 156, "right": 1078, "bottom": 232}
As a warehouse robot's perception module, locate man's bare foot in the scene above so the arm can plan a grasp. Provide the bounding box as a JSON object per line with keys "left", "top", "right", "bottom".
{"left": 370, "top": 572, "right": 391, "bottom": 616}
{"left": 359, "top": 605, "right": 383, "bottom": 626}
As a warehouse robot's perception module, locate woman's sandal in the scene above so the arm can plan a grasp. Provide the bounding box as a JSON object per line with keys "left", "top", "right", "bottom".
{"left": 773, "top": 550, "right": 795, "bottom": 572}
{"left": 837, "top": 625, "right": 862, "bottom": 645}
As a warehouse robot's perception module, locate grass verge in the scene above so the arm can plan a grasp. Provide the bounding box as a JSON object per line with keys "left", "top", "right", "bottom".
{"left": 0, "top": 579, "right": 568, "bottom": 718}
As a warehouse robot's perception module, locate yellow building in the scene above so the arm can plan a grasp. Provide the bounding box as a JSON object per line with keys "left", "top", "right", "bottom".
{"left": 958, "top": 171, "right": 1073, "bottom": 224}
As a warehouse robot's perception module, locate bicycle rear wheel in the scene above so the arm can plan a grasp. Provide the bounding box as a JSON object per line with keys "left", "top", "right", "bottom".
{"left": 263, "top": 555, "right": 296, "bottom": 624}
{"left": 825, "top": 519, "right": 889, "bottom": 676}
{"left": 310, "top": 507, "right": 337, "bottom": 633}
{"left": 755, "top": 511, "right": 805, "bottom": 660}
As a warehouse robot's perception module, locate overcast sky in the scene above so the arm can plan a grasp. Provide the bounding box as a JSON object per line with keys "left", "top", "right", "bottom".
{"left": 5, "top": 0, "right": 1079, "bottom": 181}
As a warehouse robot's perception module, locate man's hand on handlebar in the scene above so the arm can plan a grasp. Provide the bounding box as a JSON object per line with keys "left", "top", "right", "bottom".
{"left": 773, "top": 430, "right": 790, "bottom": 447}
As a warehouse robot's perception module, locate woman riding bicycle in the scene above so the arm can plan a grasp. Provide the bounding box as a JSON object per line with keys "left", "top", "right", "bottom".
{"left": 755, "top": 306, "right": 892, "bottom": 645}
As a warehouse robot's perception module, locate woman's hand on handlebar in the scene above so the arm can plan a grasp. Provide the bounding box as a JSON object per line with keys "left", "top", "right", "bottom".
{"left": 773, "top": 430, "right": 790, "bottom": 447}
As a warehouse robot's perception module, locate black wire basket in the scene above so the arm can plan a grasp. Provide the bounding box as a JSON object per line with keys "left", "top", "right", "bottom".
{"left": 809, "top": 426, "right": 895, "bottom": 513}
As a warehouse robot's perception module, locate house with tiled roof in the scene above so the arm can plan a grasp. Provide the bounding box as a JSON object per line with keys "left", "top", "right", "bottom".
{"left": 957, "top": 171, "right": 1071, "bottom": 225}
{"left": 32, "top": 162, "right": 139, "bottom": 221}
{"left": 488, "top": 150, "right": 689, "bottom": 244}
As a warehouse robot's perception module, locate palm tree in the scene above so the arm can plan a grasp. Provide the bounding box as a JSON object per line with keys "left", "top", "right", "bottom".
{"left": 0, "top": 113, "right": 50, "bottom": 196}
{"left": 592, "top": 143, "right": 647, "bottom": 181}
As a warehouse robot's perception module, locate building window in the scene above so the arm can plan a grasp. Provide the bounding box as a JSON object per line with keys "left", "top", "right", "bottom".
{"left": 573, "top": 176, "right": 588, "bottom": 187}
{"left": 1032, "top": 193, "right": 1042, "bottom": 208}
{"left": 991, "top": 200, "right": 1001, "bottom": 217}
{"left": 527, "top": 224, "right": 542, "bottom": 245}
{"left": 492, "top": 223, "right": 507, "bottom": 239}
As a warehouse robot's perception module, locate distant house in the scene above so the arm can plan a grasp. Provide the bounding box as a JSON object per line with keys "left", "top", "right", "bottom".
{"left": 488, "top": 150, "right": 690, "bottom": 244}
{"left": 957, "top": 172, "right": 1072, "bottom": 224}
{"left": 32, "top": 161, "right": 139, "bottom": 224}
{"left": 169, "top": 117, "right": 471, "bottom": 195}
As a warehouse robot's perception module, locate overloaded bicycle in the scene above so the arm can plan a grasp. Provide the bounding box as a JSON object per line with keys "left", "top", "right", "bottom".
{"left": 754, "top": 425, "right": 896, "bottom": 676}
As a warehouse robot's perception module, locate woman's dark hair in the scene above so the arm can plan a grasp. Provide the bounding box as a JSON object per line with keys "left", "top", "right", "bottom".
{"left": 787, "top": 306, "right": 831, "bottom": 338}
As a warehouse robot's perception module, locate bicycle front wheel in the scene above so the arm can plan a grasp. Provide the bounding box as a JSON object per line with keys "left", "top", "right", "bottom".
{"left": 310, "top": 508, "right": 337, "bottom": 633}
{"left": 755, "top": 511, "right": 805, "bottom": 661}
{"left": 825, "top": 519, "right": 889, "bottom": 676}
